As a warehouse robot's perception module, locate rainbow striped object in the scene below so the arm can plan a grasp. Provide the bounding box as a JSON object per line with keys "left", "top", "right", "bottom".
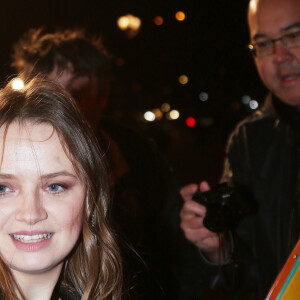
{"left": 266, "top": 239, "right": 300, "bottom": 299}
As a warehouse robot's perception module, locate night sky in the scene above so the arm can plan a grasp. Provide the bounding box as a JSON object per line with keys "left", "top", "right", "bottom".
{"left": 0, "top": 0, "right": 268, "bottom": 185}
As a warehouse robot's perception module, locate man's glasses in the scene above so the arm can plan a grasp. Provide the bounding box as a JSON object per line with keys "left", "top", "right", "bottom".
{"left": 248, "top": 31, "right": 300, "bottom": 57}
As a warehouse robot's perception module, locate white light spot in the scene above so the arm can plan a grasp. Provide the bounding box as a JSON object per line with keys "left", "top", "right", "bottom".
{"left": 169, "top": 109, "right": 180, "bottom": 120}
{"left": 144, "top": 111, "right": 155, "bottom": 122}
{"left": 11, "top": 77, "right": 24, "bottom": 90}
{"left": 249, "top": 100, "right": 259, "bottom": 110}
{"left": 117, "top": 14, "right": 141, "bottom": 30}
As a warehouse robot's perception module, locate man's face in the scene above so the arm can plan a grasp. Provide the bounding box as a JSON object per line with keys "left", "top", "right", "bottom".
{"left": 48, "top": 64, "right": 102, "bottom": 128}
{"left": 248, "top": 0, "right": 300, "bottom": 106}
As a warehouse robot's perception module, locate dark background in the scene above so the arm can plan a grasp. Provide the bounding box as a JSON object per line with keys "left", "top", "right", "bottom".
{"left": 0, "top": 0, "right": 267, "bottom": 186}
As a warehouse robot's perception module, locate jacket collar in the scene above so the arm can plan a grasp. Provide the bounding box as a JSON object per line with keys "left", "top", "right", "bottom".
{"left": 262, "top": 93, "right": 300, "bottom": 127}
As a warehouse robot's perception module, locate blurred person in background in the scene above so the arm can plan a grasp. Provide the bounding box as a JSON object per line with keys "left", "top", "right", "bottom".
{"left": 11, "top": 28, "right": 182, "bottom": 299}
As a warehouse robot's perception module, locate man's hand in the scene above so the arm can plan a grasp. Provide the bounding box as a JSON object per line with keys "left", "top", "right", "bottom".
{"left": 180, "top": 181, "right": 222, "bottom": 263}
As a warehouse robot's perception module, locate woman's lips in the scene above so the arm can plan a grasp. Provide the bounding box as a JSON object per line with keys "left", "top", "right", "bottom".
{"left": 9, "top": 232, "right": 54, "bottom": 251}
{"left": 12, "top": 233, "right": 53, "bottom": 243}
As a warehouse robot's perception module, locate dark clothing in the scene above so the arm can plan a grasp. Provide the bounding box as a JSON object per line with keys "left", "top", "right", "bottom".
{"left": 56, "top": 285, "right": 81, "bottom": 300}
{"left": 221, "top": 94, "right": 300, "bottom": 299}
{"left": 96, "top": 117, "right": 182, "bottom": 299}
{"left": 180, "top": 94, "right": 300, "bottom": 300}
{"left": 0, "top": 285, "right": 81, "bottom": 300}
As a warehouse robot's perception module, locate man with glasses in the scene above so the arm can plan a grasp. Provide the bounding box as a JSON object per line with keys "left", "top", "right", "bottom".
{"left": 180, "top": 0, "right": 300, "bottom": 299}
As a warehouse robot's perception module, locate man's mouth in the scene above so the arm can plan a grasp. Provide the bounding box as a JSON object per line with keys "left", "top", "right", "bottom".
{"left": 11, "top": 233, "right": 53, "bottom": 243}
{"left": 278, "top": 71, "right": 300, "bottom": 87}
{"left": 281, "top": 74, "right": 300, "bottom": 81}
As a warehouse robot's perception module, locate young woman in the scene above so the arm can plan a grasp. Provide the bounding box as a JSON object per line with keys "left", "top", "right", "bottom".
{"left": 0, "top": 76, "right": 122, "bottom": 299}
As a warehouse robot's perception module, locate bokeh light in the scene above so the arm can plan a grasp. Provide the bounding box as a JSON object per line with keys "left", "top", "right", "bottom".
{"left": 178, "top": 74, "right": 188, "bottom": 85}
{"left": 117, "top": 14, "right": 141, "bottom": 30}
{"left": 175, "top": 11, "right": 186, "bottom": 21}
{"left": 144, "top": 111, "right": 155, "bottom": 122}
{"left": 117, "top": 14, "right": 141, "bottom": 38}
{"left": 118, "top": 16, "right": 129, "bottom": 30}
{"left": 161, "top": 103, "right": 171, "bottom": 112}
{"left": 154, "top": 16, "right": 164, "bottom": 25}
{"left": 11, "top": 77, "right": 24, "bottom": 90}
{"left": 169, "top": 109, "right": 180, "bottom": 120}
{"left": 249, "top": 100, "right": 259, "bottom": 110}
{"left": 199, "top": 92, "right": 208, "bottom": 101}
{"left": 152, "top": 108, "right": 163, "bottom": 120}
{"left": 185, "top": 117, "right": 196, "bottom": 127}
{"left": 241, "top": 95, "right": 251, "bottom": 105}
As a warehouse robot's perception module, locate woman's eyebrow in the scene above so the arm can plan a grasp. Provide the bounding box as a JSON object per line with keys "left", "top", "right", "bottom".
{"left": 0, "top": 172, "right": 78, "bottom": 180}
{"left": 0, "top": 173, "right": 15, "bottom": 179}
{"left": 41, "top": 171, "right": 78, "bottom": 180}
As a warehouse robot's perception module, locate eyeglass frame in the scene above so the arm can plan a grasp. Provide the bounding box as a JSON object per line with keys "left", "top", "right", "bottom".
{"left": 247, "top": 30, "right": 300, "bottom": 57}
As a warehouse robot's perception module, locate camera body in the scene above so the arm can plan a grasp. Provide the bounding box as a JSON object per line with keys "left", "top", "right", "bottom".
{"left": 192, "top": 182, "right": 256, "bottom": 233}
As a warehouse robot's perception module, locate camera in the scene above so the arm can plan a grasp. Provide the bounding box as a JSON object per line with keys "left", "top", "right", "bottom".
{"left": 192, "top": 182, "right": 257, "bottom": 233}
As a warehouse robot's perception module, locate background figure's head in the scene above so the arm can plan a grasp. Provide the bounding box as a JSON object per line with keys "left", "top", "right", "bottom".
{"left": 0, "top": 76, "right": 122, "bottom": 299}
{"left": 248, "top": 0, "right": 300, "bottom": 107}
{"left": 11, "top": 28, "right": 111, "bottom": 128}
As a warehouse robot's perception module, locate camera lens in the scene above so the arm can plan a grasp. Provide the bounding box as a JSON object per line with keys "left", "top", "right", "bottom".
{"left": 204, "top": 202, "right": 236, "bottom": 233}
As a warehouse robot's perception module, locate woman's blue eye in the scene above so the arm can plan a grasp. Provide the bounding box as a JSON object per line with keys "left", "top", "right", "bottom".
{"left": 47, "top": 184, "right": 64, "bottom": 193}
{"left": 0, "top": 185, "right": 10, "bottom": 194}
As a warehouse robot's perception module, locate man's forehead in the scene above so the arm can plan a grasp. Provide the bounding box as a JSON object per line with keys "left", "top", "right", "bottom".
{"left": 248, "top": 0, "right": 300, "bottom": 38}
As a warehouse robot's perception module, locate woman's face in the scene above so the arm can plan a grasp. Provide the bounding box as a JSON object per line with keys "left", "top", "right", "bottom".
{"left": 0, "top": 121, "right": 85, "bottom": 275}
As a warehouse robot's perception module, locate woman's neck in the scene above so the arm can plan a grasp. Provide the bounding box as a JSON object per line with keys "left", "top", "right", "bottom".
{"left": 11, "top": 263, "right": 63, "bottom": 300}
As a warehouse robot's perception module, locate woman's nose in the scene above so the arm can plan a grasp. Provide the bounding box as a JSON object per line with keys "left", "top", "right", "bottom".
{"left": 15, "top": 191, "right": 48, "bottom": 225}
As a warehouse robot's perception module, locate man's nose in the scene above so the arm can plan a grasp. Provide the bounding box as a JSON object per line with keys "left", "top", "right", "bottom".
{"left": 15, "top": 191, "right": 48, "bottom": 225}
{"left": 273, "top": 40, "right": 293, "bottom": 64}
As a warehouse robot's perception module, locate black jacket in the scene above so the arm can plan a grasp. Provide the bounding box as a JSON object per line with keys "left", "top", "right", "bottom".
{"left": 221, "top": 93, "right": 300, "bottom": 299}
{"left": 179, "top": 94, "right": 300, "bottom": 299}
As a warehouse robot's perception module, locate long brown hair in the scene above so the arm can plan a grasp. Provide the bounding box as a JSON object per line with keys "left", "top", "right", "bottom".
{"left": 0, "top": 76, "right": 122, "bottom": 299}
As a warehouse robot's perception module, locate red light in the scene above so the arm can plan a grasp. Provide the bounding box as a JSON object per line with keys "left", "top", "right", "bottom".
{"left": 185, "top": 117, "right": 196, "bottom": 127}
